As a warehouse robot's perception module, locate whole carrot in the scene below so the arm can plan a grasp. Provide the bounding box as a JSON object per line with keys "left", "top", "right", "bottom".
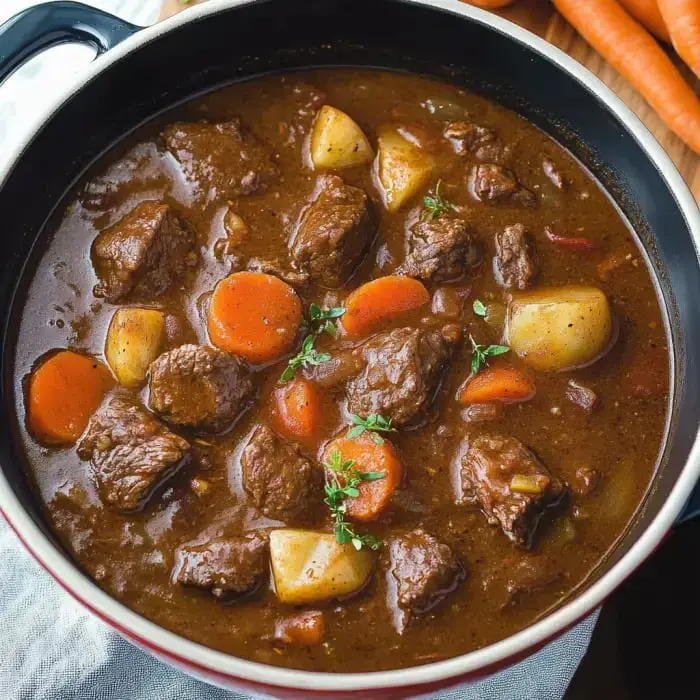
{"left": 618, "top": 0, "right": 671, "bottom": 42}
{"left": 658, "top": 0, "right": 700, "bottom": 78}
{"left": 553, "top": 0, "right": 700, "bottom": 154}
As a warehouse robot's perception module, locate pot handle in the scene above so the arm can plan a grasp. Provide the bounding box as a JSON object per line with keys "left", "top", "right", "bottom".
{"left": 0, "top": 1, "right": 140, "bottom": 86}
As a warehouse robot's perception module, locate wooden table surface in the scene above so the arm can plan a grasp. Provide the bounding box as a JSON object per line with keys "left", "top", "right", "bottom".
{"left": 161, "top": 0, "right": 699, "bottom": 203}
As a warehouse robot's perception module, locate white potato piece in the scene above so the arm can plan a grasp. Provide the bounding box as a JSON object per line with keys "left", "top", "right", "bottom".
{"left": 310, "top": 105, "right": 373, "bottom": 169}
{"left": 270, "top": 529, "right": 373, "bottom": 605}
{"left": 105, "top": 307, "right": 166, "bottom": 387}
{"left": 375, "top": 126, "right": 436, "bottom": 212}
{"left": 507, "top": 286, "right": 614, "bottom": 372}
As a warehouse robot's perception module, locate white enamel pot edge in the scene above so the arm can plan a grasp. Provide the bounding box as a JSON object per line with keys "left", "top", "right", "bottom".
{"left": 0, "top": 0, "right": 699, "bottom": 695}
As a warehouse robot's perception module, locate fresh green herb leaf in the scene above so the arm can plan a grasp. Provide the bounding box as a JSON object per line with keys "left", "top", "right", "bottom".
{"left": 323, "top": 449, "right": 385, "bottom": 550}
{"left": 309, "top": 303, "right": 345, "bottom": 337}
{"left": 473, "top": 299, "right": 487, "bottom": 318}
{"left": 423, "top": 179, "right": 454, "bottom": 220}
{"left": 469, "top": 334, "right": 510, "bottom": 374}
{"left": 281, "top": 334, "right": 331, "bottom": 382}
{"left": 347, "top": 413, "right": 395, "bottom": 445}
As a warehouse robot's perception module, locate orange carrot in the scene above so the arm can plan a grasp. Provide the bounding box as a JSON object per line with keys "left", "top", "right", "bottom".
{"left": 273, "top": 378, "right": 322, "bottom": 444}
{"left": 553, "top": 0, "right": 700, "bottom": 154}
{"left": 274, "top": 611, "right": 325, "bottom": 646}
{"left": 618, "top": 0, "right": 671, "bottom": 42}
{"left": 323, "top": 432, "right": 403, "bottom": 522}
{"left": 27, "top": 350, "right": 113, "bottom": 445}
{"left": 462, "top": 0, "right": 515, "bottom": 7}
{"left": 341, "top": 276, "right": 430, "bottom": 338}
{"left": 458, "top": 366, "right": 536, "bottom": 404}
{"left": 208, "top": 272, "right": 302, "bottom": 364}
{"left": 658, "top": 0, "right": 700, "bottom": 77}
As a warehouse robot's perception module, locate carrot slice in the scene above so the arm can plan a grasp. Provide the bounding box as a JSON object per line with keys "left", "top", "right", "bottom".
{"left": 619, "top": 0, "right": 672, "bottom": 42}
{"left": 553, "top": 0, "right": 700, "bottom": 154}
{"left": 27, "top": 350, "right": 113, "bottom": 445}
{"left": 658, "top": 0, "right": 700, "bottom": 77}
{"left": 323, "top": 432, "right": 403, "bottom": 522}
{"left": 274, "top": 611, "right": 325, "bottom": 646}
{"left": 208, "top": 272, "right": 302, "bottom": 364}
{"left": 458, "top": 366, "right": 536, "bottom": 404}
{"left": 273, "top": 378, "right": 322, "bottom": 443}
{"left": 341, "top": 276, "right": 430, "bottom": 338}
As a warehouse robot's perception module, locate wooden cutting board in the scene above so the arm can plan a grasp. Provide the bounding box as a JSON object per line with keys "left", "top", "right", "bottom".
{"left": 161, "top": 0, "right": 699, "bottom": 202}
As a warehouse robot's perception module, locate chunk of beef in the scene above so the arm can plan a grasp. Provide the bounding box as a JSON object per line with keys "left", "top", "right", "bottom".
{"left": 241, "top": 424, "right": 319, "bottom": 522}
{"left": 162, "top": 119, "right": 278, "bottom": 204}
{"left": 77, "top": 395, "right": 190, "bottom": 512}
{"left": 173, "top": 532, "right": 269, "bottom": 600}
{"left": 390, "top": 529, "right": 465, "bottom": 632}
{"left": 148, "top": 344, "right": 253, "bottom": 434}
{"left": 493, "top": 223, "right": 539, "bottom": 290}
{"left": 461, "top": 434, "right": 566, "bottom": 548}
{"left": 346, "top": 325, "right": 460, "bottom": 427}
{"left": 565, "top": 379, "right": 600, "bottom": 412}
{"left": 92, "top": 201, "right": 196, "bottom": 303}
{"left": 290, "top": 175, "right": 376, "bottom": 288}
{"left": 482, "top": 555, "right": 562, "bottom": 609}
{"left": 302, "top": 347, "right": 364, "bottom": 388}
{"left": 542, "top": 157, "right": 567, "bottom": 189}
{"left": 397, "top": 215, "right": 481, "bottom": 284}
{"left": 443, "top": 121, "right": 503, "bottom": 161}
{"left": 470, "top": 164, "right": 536, "bottom": 207}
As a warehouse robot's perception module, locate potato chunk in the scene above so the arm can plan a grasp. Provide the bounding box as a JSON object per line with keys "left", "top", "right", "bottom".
{"left": 105, "top": 307, "right": 165, "bottom": 387}
{"left": 376, "top": 126, "right": 436, "bottom": 212}
{"left": 507, "top": 286, "right": 614, "bottom": 372}
{"left": 270, "top": 529, "right": 373, "bottom": 605}
{"left": 310, "top": 106, "right": 373, "bottom": 169}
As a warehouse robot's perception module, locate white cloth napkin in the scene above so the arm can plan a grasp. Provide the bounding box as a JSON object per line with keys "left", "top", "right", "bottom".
{"left": 0, "top": 2, "right": 599, "bottom": 697}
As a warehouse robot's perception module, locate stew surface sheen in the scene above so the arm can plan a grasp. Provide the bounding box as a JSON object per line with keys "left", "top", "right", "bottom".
{"left": 12, "top": 69, "right": 669, "bottom": 672}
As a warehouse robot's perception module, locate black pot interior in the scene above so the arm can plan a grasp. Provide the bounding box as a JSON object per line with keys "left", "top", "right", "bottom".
{"left": 1, "top": 0, "right": 698, "bottom": 598}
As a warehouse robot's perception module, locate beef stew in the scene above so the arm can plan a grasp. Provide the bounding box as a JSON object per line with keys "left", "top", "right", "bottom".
{"left": 11, "top": 69, "right": 669, "bottom": 672}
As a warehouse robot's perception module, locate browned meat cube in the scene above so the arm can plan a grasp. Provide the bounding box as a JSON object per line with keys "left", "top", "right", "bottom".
{"left": 470, "top": 164, "right": 536, "bottom": 207}
{"left": 389, "top": 529, "right": 465, "bottom": 632}
{"left": 461, "top": 434, "right": 566, "bottom": 548}
{"left": 346, "top": 325, "right": 461, "bottom": 427}
{"left": 148, "top": 344, "right": 253, "bottom": 433}
{"left": 565, "top": 379, "right": 600, "bottom": 412}
{"left": 241, "top": 424, "right": 320, "bottom": 523}
{"left": 77, "top": 395, "right": 190, "bottom": 512}
{"left": 92, "top": 201, "right": 195, "bottom": 303}
{"left": 162, "top": 119, "right": 278, "bottom": 204}
{"left": 173, "top": 532, "right": 269, "bottom": 600}
{"left": 572, "top": 466, "right": 600, "bottom": 497}
{"left": 397, "top": 215, "right": 481, "bottom": 284}
{"left": 290, "top": 175, "right": 376, "bottom": 288}
{"left": 443, "top": 121, "right": 503, "bottom": 161}
{"left": 493, "top": 223, "right": 539, "bottom": 290}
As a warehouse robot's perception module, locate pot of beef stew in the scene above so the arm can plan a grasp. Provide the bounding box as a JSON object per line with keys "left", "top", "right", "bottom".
{"left": 0, "top": 0, "right": 699, "bottom": 696}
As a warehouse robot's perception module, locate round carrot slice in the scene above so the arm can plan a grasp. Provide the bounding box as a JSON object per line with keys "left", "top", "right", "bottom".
{"left": 458, "top": 366, "right": 536, "bottom": 404}
{"left": 323, "top": 432, "right": 403, "bottom": 522}
{"left": 207, "top": 272, "right": 302, "bottom": 364}
{"left": 341, "top": 276, "right": 430, "bottom": 338}
{"left": 273, "top": 378, "right": 322, "bottom": 444}
{"left": 27, "top": 350, "right": 113, "bottom": 445}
